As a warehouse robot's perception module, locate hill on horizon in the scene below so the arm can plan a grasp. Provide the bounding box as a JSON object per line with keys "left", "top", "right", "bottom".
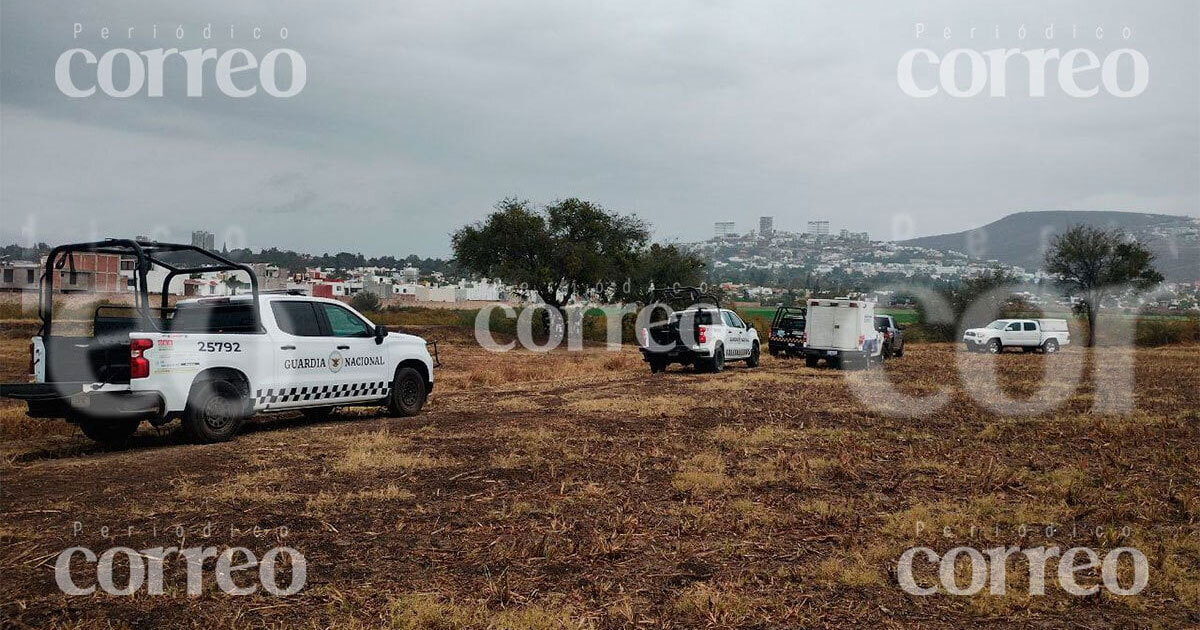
{"left": 900, "top": 210, "right": 1200, "bottom": 282}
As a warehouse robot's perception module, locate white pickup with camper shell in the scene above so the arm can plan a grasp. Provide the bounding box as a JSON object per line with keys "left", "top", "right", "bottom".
{"left": 962, "top": 319, "right": 1070, "bottom": 354}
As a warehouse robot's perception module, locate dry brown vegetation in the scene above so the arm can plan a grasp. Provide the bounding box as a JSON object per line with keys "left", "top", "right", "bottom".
{"left": 0, "top": 327, "right": 1197, "bottom": 627}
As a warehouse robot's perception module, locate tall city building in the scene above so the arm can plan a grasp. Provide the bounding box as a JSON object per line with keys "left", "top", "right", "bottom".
{"left": 714, "top": 222, "right": 736, "bottom": 238}
{"left": 191, "top": 230, "right": 215, "bottom": 251}
{"left": 759, "top": 216, "right": 774, "bottom": 235}
{"left": 806, "top": 220, "right": 829, "bottom": 237}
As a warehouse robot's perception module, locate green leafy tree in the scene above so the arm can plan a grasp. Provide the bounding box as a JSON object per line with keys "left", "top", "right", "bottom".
{"left": 1044, "top": 224, "right": 1163, "bottom": 346}
{"left": 452, "top": 197, "right": 701, "bottom": 310}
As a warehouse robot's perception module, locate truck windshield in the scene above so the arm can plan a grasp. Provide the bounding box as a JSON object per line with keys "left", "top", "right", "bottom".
{"left": 170, "top": 304, "right": 260, "bottom": 333}
{"left": 986, "top": 321, "right": 1008, "bottom": 330}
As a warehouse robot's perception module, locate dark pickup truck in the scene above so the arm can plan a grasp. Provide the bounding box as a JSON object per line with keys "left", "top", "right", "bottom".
{"left": 766, "top": 306, "right": 806, "bottom": 357}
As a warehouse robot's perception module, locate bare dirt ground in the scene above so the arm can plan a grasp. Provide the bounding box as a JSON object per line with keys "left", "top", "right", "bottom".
{"left": 1, "top": 329, "right": 1197, "bottom": 628}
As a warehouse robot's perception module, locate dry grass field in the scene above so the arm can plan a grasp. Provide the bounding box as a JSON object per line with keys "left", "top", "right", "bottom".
{"left": 0, "top": 327, "right": 1197, "bottom": 628}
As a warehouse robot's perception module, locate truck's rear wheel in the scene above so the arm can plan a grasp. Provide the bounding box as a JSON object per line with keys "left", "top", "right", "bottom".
{"left": 78, "top": 418, "right": 140, "bottom": 445}
{"left": 894, "top": 344, "right": 904, "bottom": 357}
{"left": 183, "top": 379, "right": 248, "bottom": 443}
{"left": 805, "top": 355, "right": 819, "bottom": 368}
{"left": 746, "top": 342, "right": 760, "bottom": 367}
{"left": 648, "top": 358, "right": 667, "bottom": 373}
{"left": 1042, "top": 339, "right": 1059, "bottom": 354}
{"left": 387, "top": 367, "right": 427, "bottom": 417}
{"left": 707, "top": 344, "right": 725, "bottom": 373}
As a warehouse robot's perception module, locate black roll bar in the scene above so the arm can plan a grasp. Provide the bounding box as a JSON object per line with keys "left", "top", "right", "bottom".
{"left": 38, "top": 239, "right": 259, "bottom": 338}
{"left": 647, "top": 286, "right": 721, "bottom": 310}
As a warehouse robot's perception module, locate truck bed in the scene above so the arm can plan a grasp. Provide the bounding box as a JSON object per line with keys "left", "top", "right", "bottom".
{"left": 42, "top": 335, "right": 131, "bottom": 384}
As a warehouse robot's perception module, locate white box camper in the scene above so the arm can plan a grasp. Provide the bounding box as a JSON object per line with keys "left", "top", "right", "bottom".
{"left": 802, "top": 299, "right": 884, "bottom": 369}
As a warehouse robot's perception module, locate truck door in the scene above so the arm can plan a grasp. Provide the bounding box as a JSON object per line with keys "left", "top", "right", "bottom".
{"left": 268, "top": 300, "right": 330, "bottom": 409}
{"left": 315, "top": 302, "right": 390, "bottom": 403}
{"left": 1021, "top": 321, "right": 1039, "bottom": 345}
{"left": 722, "top": 311, "right": 748, "bottom": 358}
{"left": 1002, "top": 321, "right": 1022, "bottom": 345}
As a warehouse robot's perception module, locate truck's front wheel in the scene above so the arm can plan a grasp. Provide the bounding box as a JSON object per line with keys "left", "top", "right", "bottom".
{"left": 746, "top": 342, "right": 760, "bottom": 367}
{"left": 387, "top": 367, "right": 427, "bottom": 417}
{"left": 78, "top": 418, "right": 140, "bottom": 445}
{"left": 987, "top": 339, "right": 1002, "bottom": 354}
{"left": 183, "top": 379, "right": 248, "bottom": 443}
{"left": 1042, "top": 339, "right": 1059, "bottom": 354}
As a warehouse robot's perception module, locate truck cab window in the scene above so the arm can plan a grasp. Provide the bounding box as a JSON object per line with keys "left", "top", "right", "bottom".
{"left": 1023, "top": 322, "right": 1037, "bottom": 331}
{"left": 172, "top": 304, "right": 260, "bottom": 333}
{"left": 321, "top": 304, "right": 372, "bottom": 337}
{"left": 271, "top": 302, "right": 322, "bottom": 336}
{"left": 1006, "top": 322, "right": 1021, "bottom": 331}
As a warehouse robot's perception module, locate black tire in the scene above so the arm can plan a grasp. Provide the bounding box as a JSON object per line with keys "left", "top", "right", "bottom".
{"left": 882, "top": 343, "right": 894, "bottom": 359}
{"left": 805, "top": 355, "right": 819, "bottom": 368}
{"left": 183, "top": 379, "right": 248, "bottom": 443}
{"left": 78, "top": 418, "right": 140, "bottom": 445}
{"left": 894, "top": 344, "right": 904, "bottom": 357}
{"left": 1043, "top": 339, "right": 1059, "bottom": 354}
{"left": 746, "top": 342, "right": 760, "bottom": 368}
{"left": 707, "top": 344, "right": 725, "bottom": 373}
{"left": 648, "top": 358, "right": 667, "bottom": 374}
{"left": 387, "top": 367, "right": 427, "bottom": 417}
{"left": 987, "top": 339, "right": 1002, "bottom": 354}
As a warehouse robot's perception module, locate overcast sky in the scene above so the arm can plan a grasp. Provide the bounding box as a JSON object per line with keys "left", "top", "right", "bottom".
{"left": 1, "top": 0, "right": 1197, "bottom": 257}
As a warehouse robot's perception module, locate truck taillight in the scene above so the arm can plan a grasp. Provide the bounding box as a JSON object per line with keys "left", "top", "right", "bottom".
{"left": 698, "top": 326, "right": 707, "bottom": 344}
{"left": 28, "top": 342, "right": 34, "bottom": 375}
{"left": 857, "top": 334, "right": 865, "bottom": 348}
{"left": 130, "top": 338, "right": 153, "bottom": 379}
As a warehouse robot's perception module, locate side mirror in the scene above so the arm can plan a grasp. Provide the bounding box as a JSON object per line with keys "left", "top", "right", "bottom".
{"left": 374, "top": 324, "right": 389, "bottom": 343}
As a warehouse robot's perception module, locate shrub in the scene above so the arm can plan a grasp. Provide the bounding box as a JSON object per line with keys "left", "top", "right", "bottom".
{"left": 350, "top": 291, "right": 382, "bottom": 313}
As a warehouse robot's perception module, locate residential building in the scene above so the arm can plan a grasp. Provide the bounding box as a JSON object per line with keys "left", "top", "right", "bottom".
{"left": 807, "top": 220, "right": 830, "bottom": 237}
{"left": 714, "top": 222, "right": 737, "bottom": 238}
{"left": 759, "top": 216, "right": 774, "bottom": 236}
{"left": 0, "top": 260, "right": 40, "bottom": 292}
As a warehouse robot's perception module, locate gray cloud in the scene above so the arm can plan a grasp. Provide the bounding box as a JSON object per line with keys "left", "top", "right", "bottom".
{"left": 1, "top": 0, "right": 1197, "bottom": 256}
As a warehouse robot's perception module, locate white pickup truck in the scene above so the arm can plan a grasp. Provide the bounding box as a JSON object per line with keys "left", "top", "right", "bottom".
{"left": 962, "top": 319, "right": 1070, "bottom": 354}
{"left": 638, "top": 287, "right": 760, "bottom": 373}
{"left": 0, "top": 239, "right": 437, "bottom": 444}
